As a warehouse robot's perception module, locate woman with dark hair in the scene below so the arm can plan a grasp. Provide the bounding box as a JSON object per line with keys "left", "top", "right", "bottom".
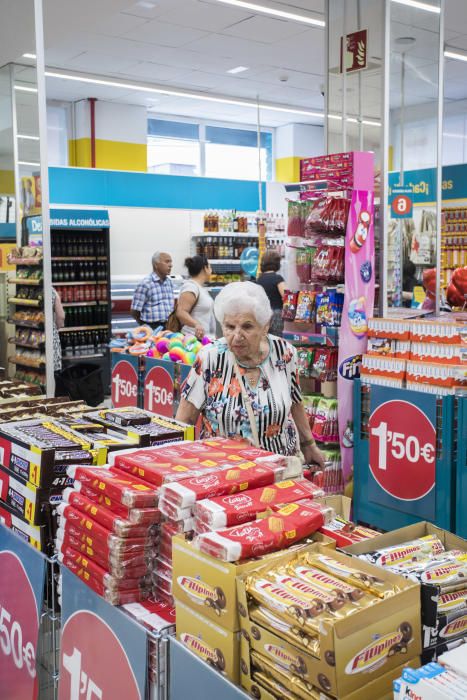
{"left": 256, "top": 249, "right": 285, "bottom": 336}
{"left": 176, "top": 255, "right": 215, "bottom": 339}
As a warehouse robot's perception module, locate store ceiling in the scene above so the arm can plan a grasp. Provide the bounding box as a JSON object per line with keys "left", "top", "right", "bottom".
{"left": 8, "top": 0, "right": 467, "bottom": 127}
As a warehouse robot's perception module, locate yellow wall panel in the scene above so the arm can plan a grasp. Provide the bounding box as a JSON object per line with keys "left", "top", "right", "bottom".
{"left": 68, "top": 138, "right": 92, "bottom": 168}
{"left": 0, "top": 169, "right": 15, "bottom": 194}
{"left": 68, "top": 138, "right": 147, "bottom": 172}
{"left": 275, "top": 156, "right": 300, "bottom": 183}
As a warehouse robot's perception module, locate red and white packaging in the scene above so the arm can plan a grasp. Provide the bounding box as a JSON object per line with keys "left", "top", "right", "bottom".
{"left": 159, "top": 464, "right": 282, "bottom": 510}
{"left": 194, "top": 502, "right": 334, "bottom": 562}
{"left": 57, "top": 541, "right": 149, "bottom": 579}
{"left": 319, "top": 516, "right": 380, "bottom": 547}
{"left": 57, "top": 548, "right": 150, "bottom": 591}
{"left": 61, "top": 488, "right": 160, "bottom": 538}
{"left": 158, "top": 497, "right": 193, "bottom": 522}
{"left": 67, "top": 466, "right": 158, "bottom": 507}
{"left": 122, "top": 600, "right": 175, "bottom": 634}
{"left": 56, "top": 519, "right": 152, "bottom": 561}
{"left": 56, "top": 503, "right": 157, "bottom": 544}
{"left": 76, "top": 483, "right": 160, "bottom": 524}
{"left": 193, "top": 479, "right": 325, "bottom": 530}
{"left": 56, "top": 529, "right": 152, "bottom": 570}
{"left": 113, "top": 450, "right": 221, "bottom": 486}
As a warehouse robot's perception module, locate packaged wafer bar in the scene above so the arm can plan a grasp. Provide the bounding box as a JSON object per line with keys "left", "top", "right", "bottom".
{"left": 270, "top": 569, "right": 361, "bottom": 616}
{"left": 438, "top": 589, "right": 467, "bottom": 615}
{"left": 286, "top": 557, "right": 368, "bottom": 603}
{"left": 309, "top": 552, "right": 398, "bottom": 599}
{"left": 58, "top": 549, "right": 150, "bottom": 589}
{"left": 250, "top": 606, "right": 319, "bottom": 654}
{"left": 250, "top": 651, "right": 326, "bottom": 700}
{"left": 360, "top": 534, "right": 445, "bottom": 568}
{"left": 68, "top": 466, "right": 158, "bottom": 507}
{"left": 251, "top": 670, "right": 299, "bottom": 700}
{"left": 76, "top": 483, "right": 158, "bottom": 524}
{"left": 193, "top": 479, "right": 324, "bottom": 530}
{"left": 195, "top": 502, "right": 333, "bottom": 562}
{"left": 404, "top": 555, "right": 467, "bottom": 587}
{"left": 245, "top": 576, "right": 325, "bottom": 632}
{"left": 319, "top": 516, "right": 380, "bottom": 547}
{"left": 160, "top": 464, "right": 284, "bottom": 510}
{"left": 61, "top": 489, "right": 160, "bottom": 537}
{"left": 57, "top": 542, "right": 149, "bottom": 579}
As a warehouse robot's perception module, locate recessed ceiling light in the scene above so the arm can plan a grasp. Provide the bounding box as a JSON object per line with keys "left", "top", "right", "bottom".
{"left": 17, "top": 134, "right": 40, "bottom": 140}
{"left": 444, "top": 49, "right": 467, "bottom": 62}
{"left": 227, "top": 66, "right": 249, "bottom": 74}
{"left": 14, "top": 85, "right": 38, "bottom": 93}
{"left": 391, "top": 0, "right": 440, "bottom": 14}
{"left": 135, "top": 1, "right": 157, "bottom": 8}
{"left": 209, "top": 0, "right": 325, "bottom": 27}
{"left": 22, "top": 53, "right": 36, "bottom": 60}
{"left": 395, "top": 36, "right": 416, "bottom": 46}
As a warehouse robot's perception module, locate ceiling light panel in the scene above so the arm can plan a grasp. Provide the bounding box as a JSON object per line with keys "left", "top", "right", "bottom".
{"left": 391, "top": 0, "right": 440, "bottom": 14}
{"left": 445, "top": 49, "right": 467, "bottom": 62}
{"left": 227, "top": 65, "right": 249, "bottom": 73}
{"left": 207, "top": 0, "right": 325, "bottom": 27}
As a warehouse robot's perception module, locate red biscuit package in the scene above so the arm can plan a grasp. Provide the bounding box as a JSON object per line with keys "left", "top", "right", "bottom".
{"left": 61, "top": 488, "right": 160, "bottom": 538}
{"left": 56, "top": 503, "right": 157, "bottom": 544}
{"left": 158, "top": 497, "right": 193, "bottom": 521}
{"left": 76, "top": 483, "right": 160, "bottom": 525}
{"left": 194, "top": 502, "right": 334, "bottom": 562}
{"left": 193, "top": 479, "right": 325, "bottom": 530}
{"left": 160, "top": 463, "right": 283, "bottom": 510}
{"left": 57, "top": 541, "right": 149, "bottom": 579}
{"left": 67, "top": 466, "right": 158, "bottom": 507}
{"left": 319, "top": 516, "right": 380, "bottom": 547}
{"left": 122, "top": 600, "right": 175, "bottom": 634}
{"left": 58, "top": 548, "right": 150, "bottom": 590}
{"left": 56, "top": 518, "right": 153, "bottom": 560}
{"left": 60, "top": 559, "right": 151, "bottom": 605}
{"left": 56, "top": 529, "right": 152, "bottom": 571}
{"left": 113, "top": 450, "right": 220, "bottom": 487}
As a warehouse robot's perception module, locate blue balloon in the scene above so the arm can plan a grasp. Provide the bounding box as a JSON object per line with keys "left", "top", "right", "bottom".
{"left": 240, "top": 246, "right": 259, "bottom": 277}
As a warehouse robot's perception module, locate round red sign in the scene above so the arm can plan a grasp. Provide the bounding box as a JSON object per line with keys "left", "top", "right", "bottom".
{"left": 144, "top": 365, "right": 174, "bottom": 417}
{"left": 391, "top": 195, "right": 412, "bottom": 217}
{"left": 0, "top": 552, "right": 39, "bottom": 700}
{"left": 111, "top": 360, "right": 138, "bottom": 408}
{"left": 369, "top": 399, "right": 436, "bottom": 501}
{"left": 59, "top": 610, "right": 140, "bottom": 700}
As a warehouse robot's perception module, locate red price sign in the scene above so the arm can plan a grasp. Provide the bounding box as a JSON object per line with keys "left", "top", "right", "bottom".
{"left": 0, "top": 552, "right": 39, "bottom": 700}
{"left": 391, "top": 195, "right": 412, "bottom": 218}
{"left": 59, "top": 610, "right": 140, "bottom": 700}
{"left": 111, "top": 360, "right": 138, "bottom": 408}
{"left": 369, "top": 400, "right": 436, "bottom": 500}
{"left": 144, "top": 365, "right": 174, "bottom": 417}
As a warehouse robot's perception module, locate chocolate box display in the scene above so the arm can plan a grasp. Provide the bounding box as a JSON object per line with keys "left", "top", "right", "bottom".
{"left": 343, "top": 522, "right": 467, "bottom": 649}
{"left": 236, "top": 543, "right": 421, "bottom": 698}
{"left": 0, "top": 498, "right": 45, "bottom": 551}
{"left": 0, "top": 463, "right": 63, "bottom": 526}
{"left": 85, "top": 407, "right": 194, "bottom": 445}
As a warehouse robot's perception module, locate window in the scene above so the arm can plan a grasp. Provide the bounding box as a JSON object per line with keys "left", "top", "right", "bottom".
{"left": 47, "top": 102, "right": 69, "bottom": 166}
{"left": 147, "top": 118, "right": 273, "bottom": 180}
{"left": 148, "top": 119, "right": 200, "bottom": 176}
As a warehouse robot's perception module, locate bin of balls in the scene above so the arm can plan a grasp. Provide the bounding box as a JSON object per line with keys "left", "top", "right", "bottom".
{"left": 109, "top": 326, "right": 212, "bottom": 364}
{"left": 237, "top": 543, "right": 421, "bottom": 699}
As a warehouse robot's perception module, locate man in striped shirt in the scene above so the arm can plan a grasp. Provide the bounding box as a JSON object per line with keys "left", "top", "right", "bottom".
{"left": 131, "top": 251, "right": 174, "bottom": 329}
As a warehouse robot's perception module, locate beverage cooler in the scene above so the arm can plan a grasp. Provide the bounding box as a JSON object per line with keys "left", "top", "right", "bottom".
{"left": 25, "top": 209, "right": 112, "bottom": 389}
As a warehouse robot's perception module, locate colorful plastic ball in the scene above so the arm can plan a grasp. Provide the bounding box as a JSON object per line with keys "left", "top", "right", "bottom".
{"left": 169, "top": 347, "right": 189, "bottom": 363}
{"left": 162, "top": 352, "right": 171, "bottom": 361}
{"left": 185, "top": 352, "right": 196, "bottom": 365}
{"left": 156, "top": 339, "right": 170, "bottom": 354}
{"left": 202, "top": 336, "right": 212, "bottom": 346}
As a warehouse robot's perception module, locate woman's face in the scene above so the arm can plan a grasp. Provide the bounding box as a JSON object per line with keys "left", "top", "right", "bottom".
{"left": 222, "top": 312, "right": 268, "bottom": 362}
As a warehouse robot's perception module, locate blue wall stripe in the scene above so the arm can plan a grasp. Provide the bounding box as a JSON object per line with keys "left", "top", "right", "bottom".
{"left": 49, "top": 167, "right": 266, "bottom": 212}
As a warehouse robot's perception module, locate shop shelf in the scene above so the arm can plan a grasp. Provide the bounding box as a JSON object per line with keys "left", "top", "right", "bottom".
{"left": 9, "top": 339, "right": 45, "bottom": 350}
{"left": 8, "top": 298, "right": 42, "bottom": 307}
{"left": 59, "top": 325, "right": 109, "bottom": 332}
{"left": 208, "top": 259, "right": 242, "bottom": 265}
{"left": 53, "top": 280, "right": 106, "bottom": 286}
{"left": 62, "top": 301, "right": 97, "bottom": 307}
{"left": 8, "top": 278, "right": 42, "bottom": 286}
{"left": 9, "top": 356, "right": 46, "bottom": 369}
{"left": 52, "top": 256, "right": 96, "bottom": 261}
{"left": 7, "top": 257, "right": 43, "bottom": 265}
{"left": 192, "top": 232, "right": 258, "bottom": 238}
{"left": 62, "top": 353, "right": 104, "bottom": 361}
{"left": 8, "top": 319, "right": 44, "bottom": 329}
{"left": 283, "top": 327, "right": 340, "bottom": 347}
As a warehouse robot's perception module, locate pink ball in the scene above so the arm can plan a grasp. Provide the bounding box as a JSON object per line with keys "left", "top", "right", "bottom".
{"left": 156, "top": 339, "right": 170, "bottom": 354}
{"left": 202, "top": 336, "right": 212, "bottom": 346}
{"left": 169, "top": 347, "right": 188, "bottom": 363}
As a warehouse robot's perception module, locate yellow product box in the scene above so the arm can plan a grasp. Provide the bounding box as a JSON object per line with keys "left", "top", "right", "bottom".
{"left": 172, "top": 533, "right": 335, "bottom": 632}
{"left": 236, "top": 543, "right": 421, "bottom": 698}
{"left": 240, "top": 634, "right": 420, "bottom": 700}
{"left": 316, "top": 495, "right": 352, "bottom": 519}
{"left": 175, "top": 600, "right": 241, "bottom": 684}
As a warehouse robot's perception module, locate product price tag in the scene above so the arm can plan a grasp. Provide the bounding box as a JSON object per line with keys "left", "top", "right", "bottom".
{"left": 144, "top": 362, "right": 174, "bottom": 417}
{"left": 111, "top": 359, "right": 139, "bottom": 408}
{"left": 369, "top": 398, "right": 436, "bottom": 503}
{"left": 0, "top": 526, "right": 46, "bottom": 700}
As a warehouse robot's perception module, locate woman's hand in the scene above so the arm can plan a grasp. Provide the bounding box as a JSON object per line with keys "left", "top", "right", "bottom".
{"left": 194, "top": 324, "right": 205, "bottom": 340}
{"left": 302, "top": 442, "right": 326, "bottom": 470}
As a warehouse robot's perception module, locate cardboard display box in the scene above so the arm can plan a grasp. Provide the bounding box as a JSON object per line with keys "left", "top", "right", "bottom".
{"left": 175, "top": 600, "right": 241, "bottom": 684}
{"left": 172, "top": 533, "right": 335, "bottom": 633}
{"left": 0, "top": 498, "right": 45, "bottom": 550}
{"left": 240, "top": 633, "right": 420, "bottom": 700}
{"left": 343, "top": 521, "right": 467, "bottom": 646}
{"left": 236, "top": 543, "right": 421, "bottom": 698}
{"left": 0, "top": 463, "right": 63, "bottom": 525}
{"left": 85, "top": 408, "right": 195, "bottom": 445}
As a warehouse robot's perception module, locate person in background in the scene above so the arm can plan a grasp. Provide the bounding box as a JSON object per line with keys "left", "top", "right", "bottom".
{"left": 176, "top": 281, "right": 325, "bottom": 468}
{"left": 131, "top": 251, "right": 174, "bottom": 330}
{"left": 402, "top": 260, "right": 419, "bottom": 308}
{"left": 255, "top": 249, "right": 285, "bottom": 336}
{"left": 176, "top": 255, "right": 216, "bottom": 340}
{"left": 52, "top": 287, "right": 65, "bottom": 373}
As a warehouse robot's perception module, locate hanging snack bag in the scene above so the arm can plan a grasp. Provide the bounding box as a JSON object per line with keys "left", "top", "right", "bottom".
{"left": 295, "top": 290, "right": 316, "bottom": 323}
{"left": 297, "top": 348, "right": 314, "bottom": 378}
{"left": 282, "top": 290, "right": 299, "bottom": 321}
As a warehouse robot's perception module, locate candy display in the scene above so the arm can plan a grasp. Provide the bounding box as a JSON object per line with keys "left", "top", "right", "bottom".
{"left": 110, "top": 328, "right": 211, "bottom": 364}
{"left": 86, "top": 407, "right": 193, "bottom": 446}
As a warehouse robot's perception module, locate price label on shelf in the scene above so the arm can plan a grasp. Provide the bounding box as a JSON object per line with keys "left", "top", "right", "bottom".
{"left": 59, "top": 568, "right": 147, "bottom": 700}
{"left": 144, "top": 364, "right": 174, "bottom": 417}
{"left": 111, "top": 359, "right": 139, "bottom": 408}
{"left": 0, "top": 527, "right": 46, "bottom": 700}
{"left": 369, "top": 399, "right": 436, "bottom": 501}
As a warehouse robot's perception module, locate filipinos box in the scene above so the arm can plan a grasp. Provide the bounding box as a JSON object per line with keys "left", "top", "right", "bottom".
{"left": 343, "top": 521, "right": 467, "bottom": 647}
{"left": 236, "top": 543, "right": 421, "bottom": 699}
{"left": 172, "top": 532, "right": 335, "bottom": 632}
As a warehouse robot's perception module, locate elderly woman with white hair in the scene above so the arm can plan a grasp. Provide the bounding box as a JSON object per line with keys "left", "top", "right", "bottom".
{"left": 176, "top": 281, "right": 325, "bottom": 467}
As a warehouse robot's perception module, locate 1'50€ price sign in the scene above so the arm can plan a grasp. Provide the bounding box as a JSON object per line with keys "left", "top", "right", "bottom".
{"left": 369, "top": 399, "right": 436, "bottom": 501}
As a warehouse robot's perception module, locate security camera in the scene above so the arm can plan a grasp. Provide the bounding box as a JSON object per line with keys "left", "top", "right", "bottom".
{"left": 320, "top": 83, "right": 325, "bottom": 97}
{"left": 279, "top": 74, "right": 289, "bottom": 82}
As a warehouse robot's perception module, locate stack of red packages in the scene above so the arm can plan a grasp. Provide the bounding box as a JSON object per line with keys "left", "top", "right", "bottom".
{"left": 56, "top": 466, "right": 161, "bottom": 605}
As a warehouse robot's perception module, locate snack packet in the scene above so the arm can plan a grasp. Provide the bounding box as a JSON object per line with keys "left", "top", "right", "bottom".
{"left": 67, "top": 466, "right": 158, "bottom": 508}
{"left": 360, "top": 535, "right": 445, "bottom": 568}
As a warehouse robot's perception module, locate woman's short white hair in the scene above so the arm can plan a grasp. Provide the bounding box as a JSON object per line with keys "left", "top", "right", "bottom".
{"left": 214, "top": 281, "right": 272, "bottom": 326}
